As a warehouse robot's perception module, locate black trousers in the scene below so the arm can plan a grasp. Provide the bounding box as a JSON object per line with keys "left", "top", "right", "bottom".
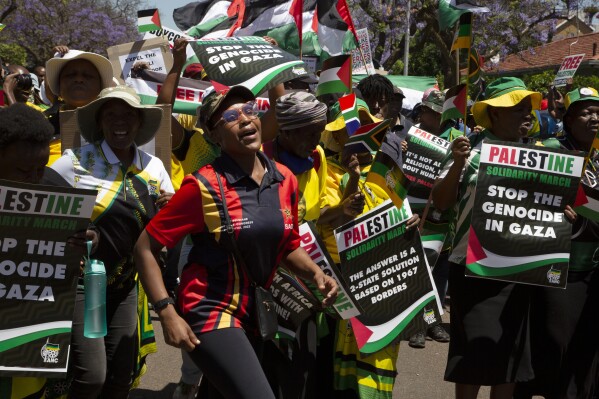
{"left": 190, "top": 327, "right": 276, "bottom": 399}
{"left": 69, "top": 285, "right": 138, "bottom": 399}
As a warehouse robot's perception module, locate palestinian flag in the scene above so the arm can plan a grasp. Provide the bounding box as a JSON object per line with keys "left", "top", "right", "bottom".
{"left": 173, "top": 0, "right": 223, "bottom": 30}
{"left": 450, "top": 12, "right": 472, "bottom": 52}
{"left": 178, "top": 0, "right": 358, "bottom": 60}
{"left": 366, "top": 150, "right": 410, "bottom": 211}
{"left": 180, "top": 1, "right": 239, "bottom": 39}
{"left": 315, "top": 54, "right": 351, "bottom": 97}
{"left": 438, "top": 0, "right": 489, "bottom": 30}
{"left": 441, "top": 83, "right": 466, "bottom": 125}
{"left": 234, "top": 0, "right": 313, "bottom": 53}
{"left": 345, "top": 118, "right": 392, "bottom": 154}
{"left": 127, "top": 69, "right": 212, "bottom": 115}
{"left": 317, "top": 0, "right": 358, "bottom": 56}
{"left": 338, "top": 93, "right": 360, "bottom": 135}
{"left": 138, "top": 9, "right": 161, "bottom": 33}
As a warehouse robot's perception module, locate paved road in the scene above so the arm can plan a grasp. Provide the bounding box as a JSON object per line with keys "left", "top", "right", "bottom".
{"left": 131, "top": 310, "right": 494, "bottom": 399}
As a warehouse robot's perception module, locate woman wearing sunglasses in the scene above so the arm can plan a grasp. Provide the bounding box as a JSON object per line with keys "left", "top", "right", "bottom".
{"left": 134, "top": 86, "right": 338, "bottom": 399}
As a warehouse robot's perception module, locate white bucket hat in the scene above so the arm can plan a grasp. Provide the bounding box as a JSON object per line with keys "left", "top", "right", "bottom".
{"left": 77, "top": 85, "right": 163, "bottom": 146}
{"left": 45, "top": 50, "right": 114, "bottom": 96}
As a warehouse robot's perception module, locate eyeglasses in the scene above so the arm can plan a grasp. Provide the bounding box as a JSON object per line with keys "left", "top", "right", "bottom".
{"left": 213, "top": 101, "right": 258, "bottom": 128}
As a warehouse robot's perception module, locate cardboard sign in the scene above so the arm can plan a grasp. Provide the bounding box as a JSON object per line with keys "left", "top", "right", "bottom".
{"left": 466, "top": 141, "right": 585, "bottom": 287}
{"left": 143, "top": 25, "right": 199, "bottom": 65}
{"left": 59, "top": 105, "right": 173, "bottom": 175}
{"left": 0, "top": 180, "right": 96, "bottom": 377}
{"left": 553, "top": 53, "right": 585, "bottom": 87}
{"left": 107, "top": 37, "right": 173, "bottom": 81}
{"left": 351, "top": 28, "right": 375, "bottom": 75}
{"left": 335, "top": 200, "right": 442, "bottom": 354}
{"left": 190, "top": 36, "right": 308, "bottom": 95}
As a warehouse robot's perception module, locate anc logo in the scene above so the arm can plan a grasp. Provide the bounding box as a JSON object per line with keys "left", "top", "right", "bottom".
{"left": 41, "top": 338, "right": 60, "bottom": 364}
{"left": 546, "top": 266, "right": 561, "bottom": 285}
{"left": 423, "top": 307, "right": 437, "bottom": 325}
{"left": 385, "top": 169, "right": 396, "bottom": 190}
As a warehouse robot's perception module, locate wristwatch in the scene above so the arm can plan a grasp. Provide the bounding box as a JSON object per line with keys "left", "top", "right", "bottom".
{"left": 153, "top": 297, "right": 175, "bottom": 312}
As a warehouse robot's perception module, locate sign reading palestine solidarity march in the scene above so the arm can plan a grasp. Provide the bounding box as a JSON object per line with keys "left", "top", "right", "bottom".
{"left": 466, "top": 141, "right": 585, "bottom": 288}
{"left": 335, "top": 200, "right": 442, "bottom": 353}
{"left": 0, "top": 180, "right": 96, "bottom": 377}
{"left": 190, "top": 36, "right": 309, "bottom": 96}
{"left": 270, "top": 222, "right": 362, "bottom": 337}
{"left": 403, "top": 126, "right": 450, "bottom": 210}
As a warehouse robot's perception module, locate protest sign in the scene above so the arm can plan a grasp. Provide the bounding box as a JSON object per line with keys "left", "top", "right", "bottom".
{"left": 190, "top": 36, "right": 308, "bottom": 95}
{"left": 270, "top": 222, "right": 362, "bottom": 337}
{"left": 0, "top": 180, "right": 96, "bottom": 377}
{"left": 143, "top": 25, "right": 200, "bottom": 66}
{"left": 553, "top": 53, "right": 585, "bottom": 87}
{"left": 335, "top": 200, "right": 442, "bottom": 353}
{"left": 574, "top": 133, "right": 599, "bottom": 221}
{"left": 107, "top": 37, "right": 173, "bottom": 81}
{"left": 403, "top": 126, "right": 449, "bottom": 210}
{"left": 270, "top": 267, "right": 321, "bottom": 339}
{"left": 126, "top": 69, "right": 271, "bottom": 116}
{"left": 298, "top": 222, "right": 362, "bottom": 319}
{"left": 345, "top": 119, "right": 392, "bottom": 154}
{"left": 466, "top": 141, "right": 585, "bottom": 287}
{"left": 351, "top": 28, "right": 375, "bottom": 75}
{"left": 420, "top": 227, "right": 447, "bottom": 269}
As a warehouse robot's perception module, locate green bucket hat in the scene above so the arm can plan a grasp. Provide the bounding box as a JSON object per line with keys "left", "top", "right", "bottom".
{"left": 564, "top": 87, "right": 599, "bottom": 117}
{"left": 472, "top": 77, "right": 541, "bottom": 129}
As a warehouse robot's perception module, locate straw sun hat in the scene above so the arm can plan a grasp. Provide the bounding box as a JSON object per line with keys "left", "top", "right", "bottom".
{"left": 76, "top": 85, "right": 163, "bottom": 146}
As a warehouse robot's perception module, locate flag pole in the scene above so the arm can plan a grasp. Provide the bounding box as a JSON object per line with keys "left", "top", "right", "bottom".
{"left": 464, "top": 13, "right": 473, "bottom": 136}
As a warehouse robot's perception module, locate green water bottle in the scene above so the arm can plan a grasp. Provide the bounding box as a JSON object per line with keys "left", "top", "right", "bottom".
{"left": 83, "top": 259, "right": 107, "bottom": 338}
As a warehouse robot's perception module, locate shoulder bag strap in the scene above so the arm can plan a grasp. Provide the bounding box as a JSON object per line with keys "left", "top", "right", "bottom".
{"left": 211, "top": 167, "right": 257, "bottom": 286}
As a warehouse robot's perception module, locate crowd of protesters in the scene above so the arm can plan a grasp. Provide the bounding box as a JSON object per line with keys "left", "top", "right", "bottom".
{"left": 0, "top": 28, "right": 598, "bottom": 399}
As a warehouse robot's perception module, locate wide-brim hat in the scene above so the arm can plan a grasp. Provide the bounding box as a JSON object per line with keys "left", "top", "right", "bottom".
{"left": 77, "top": 85, "right": 163, "bottom": 146}
{"left": 472, "top": 77, "right": 541, "bottom": 129}
{"left": 46, "top": 50, "right": 114, "bottom": 96}
{"left": 198, "top": 85, "right": 256, "bottom": 132}
{"left": 564, "top": 87, "right": 599, "bottom": 117}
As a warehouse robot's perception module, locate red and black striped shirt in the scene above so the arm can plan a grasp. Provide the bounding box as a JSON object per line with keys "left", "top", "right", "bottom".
{"left": 146, "top": 152, "right": 300, "bottom": 334}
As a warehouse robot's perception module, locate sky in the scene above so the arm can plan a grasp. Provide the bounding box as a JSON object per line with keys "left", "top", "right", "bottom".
{"left": 147, "top": 0, "right": 194, "bottom": 32}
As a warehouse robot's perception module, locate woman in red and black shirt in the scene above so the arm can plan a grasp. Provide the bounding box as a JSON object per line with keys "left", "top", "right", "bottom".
{"left": 134, "top": 85, "right": 338, "bottom": 399}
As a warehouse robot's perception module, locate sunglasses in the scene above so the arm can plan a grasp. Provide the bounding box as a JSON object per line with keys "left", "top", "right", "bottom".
{"left": 213, "top": 101, "right": 258, "bottom": 128}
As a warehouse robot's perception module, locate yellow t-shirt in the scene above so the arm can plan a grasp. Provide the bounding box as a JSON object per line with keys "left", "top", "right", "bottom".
{"left": 176, "top": 114, "right": 220, "bottom": 175}
{"left": 318, "top": 157, "right": 388, "bottom": 264}
{"left": 295, "top": 145, "right": 328, "bottom": 223}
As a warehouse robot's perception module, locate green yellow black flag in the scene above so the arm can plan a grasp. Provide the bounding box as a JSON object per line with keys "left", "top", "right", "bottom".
{"left": 366, "top": 150, "right": 410, "bottom": 210}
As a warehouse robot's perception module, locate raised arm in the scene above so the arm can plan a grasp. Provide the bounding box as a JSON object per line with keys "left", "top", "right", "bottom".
{"left": 431, "top": 136, "right": 470, "bottom": 211}
{"left": 156, "top": 38, "right": 189, "bottom": 149}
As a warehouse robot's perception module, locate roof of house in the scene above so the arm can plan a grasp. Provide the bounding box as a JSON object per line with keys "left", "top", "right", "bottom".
{"left": 487, "top": 31, "right": 599, "bottom": 74}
